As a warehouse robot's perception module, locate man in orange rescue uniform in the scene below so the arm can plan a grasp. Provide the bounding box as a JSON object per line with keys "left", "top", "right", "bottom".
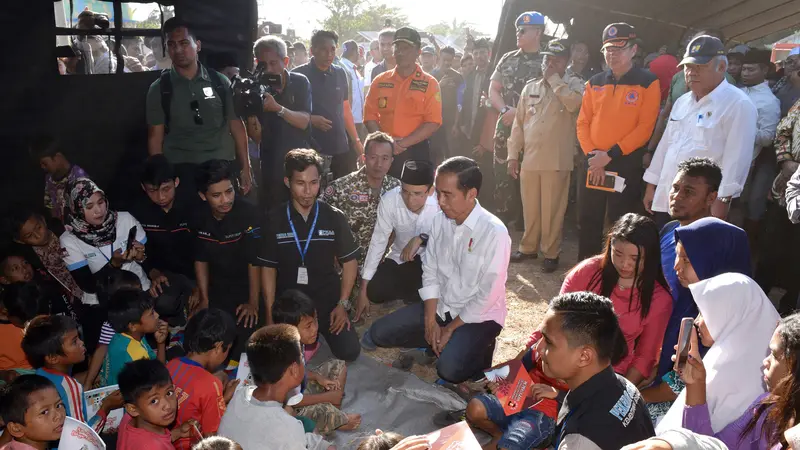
{"left": 576, "top": 23, "right": 660, "bottom": 260}
{"left": 365, "top": 27, "right": 443, "bottom": 178}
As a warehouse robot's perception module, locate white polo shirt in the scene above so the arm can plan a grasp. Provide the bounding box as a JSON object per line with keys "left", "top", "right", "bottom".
{"left": 61, "top": 212, "right": 151, "bottom": 293}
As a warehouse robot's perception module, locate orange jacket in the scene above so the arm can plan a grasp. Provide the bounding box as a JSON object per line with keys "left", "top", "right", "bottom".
{"left": 576, "top": 68, "right": 660, "bottom": 157}
{"left": 364, "top": 63, "right": 442, "bottom": 138}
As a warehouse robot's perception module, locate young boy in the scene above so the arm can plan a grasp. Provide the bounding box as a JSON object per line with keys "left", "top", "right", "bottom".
{"left": 29, "top": 135, "right": 88, "bottom": 223}
{"left": 20, "top": 315, "right": 121, "bottom": 433}
{"left": 465, "top": 329, "right": 570, "bottom": 450}
{"left": 271, "top": 290, "right": 360, "bottom": 434}
{"left": 218, "top": 324, "right": 333, "bottom": 450}
{"left": 0, "top": 375, "right": 66, "bottom": 450}
{"left": 117, "top": 359, "right": 198, "bottom": 450}
{"left": 167, "top": 308, "right": 239, "bottom": 450}
{"left": 0, "top": 253, "right": 75, "bottom": 320}
{"left": 0, "top": 283, "right": 48, "bottom": 382}
{"left": 99, "top": 289, "right": 168, "bottom": 386}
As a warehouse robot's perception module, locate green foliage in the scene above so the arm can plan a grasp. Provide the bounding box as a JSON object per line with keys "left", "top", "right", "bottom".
{"left": 317, "top": 0, "right": 409, "bottom": 41}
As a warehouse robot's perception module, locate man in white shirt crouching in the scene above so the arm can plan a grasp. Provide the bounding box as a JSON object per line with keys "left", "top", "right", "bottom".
{"left": 355, "top": 160, "right": 439, "bottom": 320}
{"left": 363, "top": 156, "right": 511, "bottom": 384}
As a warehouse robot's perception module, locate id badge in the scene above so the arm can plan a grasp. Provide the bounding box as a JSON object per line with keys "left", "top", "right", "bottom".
{"left": 297, "top": 266, "right": 309, "bottom": 285}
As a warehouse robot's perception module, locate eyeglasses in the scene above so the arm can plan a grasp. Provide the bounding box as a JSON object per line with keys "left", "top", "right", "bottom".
{"left": 190, "top": 100, "right": 203, "bottom": 125}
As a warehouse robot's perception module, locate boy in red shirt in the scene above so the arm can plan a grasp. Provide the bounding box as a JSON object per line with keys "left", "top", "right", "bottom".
{"left": 167, "top": 309, "right": 240, "bottom": 450}
{"left": 466, "top": 330, "right": 569, "bottom": 450}
{"left": 117, "top": 359, "right": 198, "bottom": 450}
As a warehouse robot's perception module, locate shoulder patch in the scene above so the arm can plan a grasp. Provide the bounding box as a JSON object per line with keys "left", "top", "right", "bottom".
{"left": 324, "top": 185, "right": 335, "bottom": 196}
{"left": 409, "top": 79, "right": 429, "bottom": 93}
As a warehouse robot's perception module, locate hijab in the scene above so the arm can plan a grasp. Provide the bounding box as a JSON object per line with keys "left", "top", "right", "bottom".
{"left": 65, "top": 178, "right": 118, "bottom": 248}
{"left": 674, "top": 217, "right": 752, "bottom": 279}
{"left": 656, "top": 273, "right": 779, "bottom": 433}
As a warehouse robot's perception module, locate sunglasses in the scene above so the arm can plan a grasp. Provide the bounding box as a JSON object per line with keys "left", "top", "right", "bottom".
{"left": 190, "top": 100, "right": 203, "bottom": 125}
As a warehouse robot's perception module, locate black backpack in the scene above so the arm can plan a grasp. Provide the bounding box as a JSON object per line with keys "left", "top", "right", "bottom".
{"left": 159, "top": 64, "right": 228, "bottom": 134}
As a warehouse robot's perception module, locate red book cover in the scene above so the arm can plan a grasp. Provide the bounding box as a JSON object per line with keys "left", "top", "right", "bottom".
{"left": 427, "top": 421, "right": 482, "bottom": 450}
{"left": 484, "top": 360, "right": 535, "bottom": 416}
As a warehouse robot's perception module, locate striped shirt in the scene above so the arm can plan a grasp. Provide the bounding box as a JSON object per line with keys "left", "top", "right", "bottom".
{"left": 99, "top": 322, "right": 115, "bottom": 346}
{"left": 36, "top": 367, "right": 107, "bottom": 432}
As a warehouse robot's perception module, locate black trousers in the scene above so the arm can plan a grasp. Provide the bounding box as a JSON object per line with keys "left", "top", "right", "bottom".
{"left": 755, "top": 201, "right": 800, "bottom": 315}
{"left": 367, "top": 257, "right": 423, "bottom": 304}
{"left": 577, "top": 150, "right": 645, "bottom": 260}
{"left": 330, "top": 150, "right": 357, "bottom": 180}
{"left": 389, "top": 140, "right": 432, "bottom": 179}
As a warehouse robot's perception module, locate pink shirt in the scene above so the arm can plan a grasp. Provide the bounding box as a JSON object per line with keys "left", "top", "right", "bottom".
{"left": 560, "top": 256, "right": 673, "bottom": 377}
{"left": 117, "top": 413, "right": 173, "bottom": 450}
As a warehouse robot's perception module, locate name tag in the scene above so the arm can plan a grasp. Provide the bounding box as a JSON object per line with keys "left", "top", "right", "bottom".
{"left": 297, "top": 267, "right": 309, "bottom": 285}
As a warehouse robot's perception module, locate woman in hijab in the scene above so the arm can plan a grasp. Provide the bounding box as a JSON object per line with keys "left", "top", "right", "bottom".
{"left": 656, "top": 272, "right": 780, "bottom": 435}
{"left": 645, "top": 217, "right": 753, "bottom": 424}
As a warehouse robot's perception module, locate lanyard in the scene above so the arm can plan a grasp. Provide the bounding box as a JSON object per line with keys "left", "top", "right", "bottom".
{"left": 287, "top": 201, "right": 319, "bottom": 267}
{"left": 554, "top": 409, "right": 573, "bottom": 449}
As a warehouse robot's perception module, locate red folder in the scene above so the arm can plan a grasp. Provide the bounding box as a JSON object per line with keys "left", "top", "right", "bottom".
{"left": 485, "top": 360, "right": 535, "bottom": 416}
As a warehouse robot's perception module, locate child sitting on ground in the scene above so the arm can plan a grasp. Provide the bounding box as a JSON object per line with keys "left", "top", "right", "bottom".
{"left": 167, "top": 308, "right": 240, "bottom": 450}
{"left": 0, "top": 375, "right": 66, "bottom": 450}
{"left": 218, "top": 324, "right": 334, "bottom": 450}
{"left": 29, "top": 135, "right": 88, "bottom": 224}
{"left": 117, "top": 359, "right": 199, "bottom": 450}
{"left": 357, "top": 430, "right": 405, "bottom": 450}
{"left": 83, "top": 269, "right": 141, "bottom": 390}
{"left": 465, "top": 330, "right": 569, "bottom": 450}
{"left": 271, "top": 289, "right": 361, "bottom": 434}
{"left": 0, "top": 252, "right": 76, "bottom": 320}
{"left": 21, "top": 315, "right": 122, "bottom": 433}
{"left": 192, "top": 436, "right": 243, "bottom": 450}
{"left": 99, "top": 288, "right": 168, "bottom": 386}
{"left": 0, "top": 283, "right": 48, "bottom": 383}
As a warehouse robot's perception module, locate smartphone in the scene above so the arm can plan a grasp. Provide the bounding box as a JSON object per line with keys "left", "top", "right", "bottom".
{"left": 673, "top": 318, "right": 695, "bottom": 372}
{"left": 125, "top": 226, "right": 138, "bottom": 253}
{"left": 586, "top": 171, "right": 618, "bottom": 190}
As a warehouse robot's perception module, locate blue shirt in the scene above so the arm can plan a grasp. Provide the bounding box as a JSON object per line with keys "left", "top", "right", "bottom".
{"left": 293, "top": 59, "right": 350, "bottom": 155}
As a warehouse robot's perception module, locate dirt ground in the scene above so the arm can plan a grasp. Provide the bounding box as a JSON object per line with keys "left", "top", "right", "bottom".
{"left": 354, "top": 209, "right": 581, "bottom": 383}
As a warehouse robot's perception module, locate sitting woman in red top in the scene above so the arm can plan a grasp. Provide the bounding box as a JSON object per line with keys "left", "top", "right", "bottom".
{"left": 561, "top": 213, "right": 672, "bottom": 386}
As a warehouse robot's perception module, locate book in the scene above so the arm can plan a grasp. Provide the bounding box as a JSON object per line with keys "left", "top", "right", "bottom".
{"left": 84, "top": 385, "right": 124, "bottom": 433}
{"left": 484, "top": 360, "right": 534, "bottom": 416}
{"left": 59, "top": 416, "right": 106, "bottom": 450}
{"left": 426, "top": 421, "right": 481, "bottom": 450}
{"left": 236, "top": 352, "right": 254, "bottom": 387}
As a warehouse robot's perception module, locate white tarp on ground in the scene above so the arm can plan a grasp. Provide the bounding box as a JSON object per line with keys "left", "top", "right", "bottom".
{"left": 309, "top": 343, "right": 470, "bottom": 449}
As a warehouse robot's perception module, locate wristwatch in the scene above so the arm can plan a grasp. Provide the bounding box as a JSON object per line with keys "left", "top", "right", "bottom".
{"left": 419, "top": 233, "right": 429, "bottom": 247}
{"left": 719, "top": 197, "right": 732, "bottom": 204}
{"left": 338, "top": 298, "right": 352, "bottom": 310}
{"left": 277, "top": 106, "right": 286, "bottom": 118}
{"left": 500, "top": 105, "right": 511, "bottom": 115}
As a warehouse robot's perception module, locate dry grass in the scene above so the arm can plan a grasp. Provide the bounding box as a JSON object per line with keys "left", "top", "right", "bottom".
{"left": 354, "top": 211, "right": 581, "bottom": 382}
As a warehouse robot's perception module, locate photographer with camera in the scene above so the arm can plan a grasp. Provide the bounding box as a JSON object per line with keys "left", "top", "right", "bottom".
{"left": 146, "top": 18, "right": 252, "bottom": 200}
{"left": 246, "top": 36, "right": 312, "bottom": 208}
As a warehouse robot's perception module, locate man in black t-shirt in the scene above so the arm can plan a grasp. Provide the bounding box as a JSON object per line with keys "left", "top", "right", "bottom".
{"left": 537, "top": 292, "right": 654, "bottom": 450}
{"left": 193, "top": 160, "right": 262, "bottom": 361}
{"left": 248, "top": 36, "right": 312, "bottom": 209}
{"left": 258, "top": 149, "right": 361, "bottom": 362}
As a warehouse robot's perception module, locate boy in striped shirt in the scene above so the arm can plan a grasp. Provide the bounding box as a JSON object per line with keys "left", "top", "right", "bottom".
{"left": 21, "top": 315, "right": 122, "bottom": 433}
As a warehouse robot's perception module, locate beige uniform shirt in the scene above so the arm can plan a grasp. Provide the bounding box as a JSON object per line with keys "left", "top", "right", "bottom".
{"left": 507, "top": 73, "right": 584, "bottom": 171}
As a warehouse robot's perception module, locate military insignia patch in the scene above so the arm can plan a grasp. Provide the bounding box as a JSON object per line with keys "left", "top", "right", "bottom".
{"left": 409, "top": 80, "right": 429, "bottom": 92}
{"left": 378, "top": 97, "right": 388, "bottom": 108}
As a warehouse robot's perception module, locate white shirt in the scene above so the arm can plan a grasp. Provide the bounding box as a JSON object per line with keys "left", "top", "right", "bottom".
{"left": 219, "top": 386, "right": 330, "bottom": 450}
{"left": 418, "top": 201, "right": 510, "bottom": 326}
{"left": 643, "top": 79, "right": 758, "bottom": 212}
{"left": 61, "top": 211, "right": 151, "bottom": 295}
{"left": 341, "top": 58, "right": 365, "bottom": 123}
{"left": 364, "top": 60, "right": 378, "bottom": 87}
{"left": 742, "top": 81, "right": 780, "bottom": 160}
{"left": 362, "top": 187, "right": 439, "bottom": 280}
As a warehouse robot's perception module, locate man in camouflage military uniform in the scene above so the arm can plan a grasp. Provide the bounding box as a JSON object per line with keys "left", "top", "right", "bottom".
{"left": 320, "top": 131, "right": 400, "bottom": 300}
{"left": 488, "top": 11, "right": 545, "bottom": 224}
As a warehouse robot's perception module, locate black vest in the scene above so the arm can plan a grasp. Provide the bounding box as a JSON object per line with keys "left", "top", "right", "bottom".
{"left": 556, "top": 366, "right": 655, "bottom": 450}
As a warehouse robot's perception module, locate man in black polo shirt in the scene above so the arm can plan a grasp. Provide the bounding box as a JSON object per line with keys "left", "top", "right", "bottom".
{"left": 294, "top": 30, "right": 363, "bottom": 180}
{"left": 538, "top": 292, "right": 654, "bottom": 450}
{"left": 258, "top": 149, "right": 361, "bottom": 362}
{"left": 193, "top": 159, "right": 261, "bottom": 362}
{"left": 131, "top": 155, "right": 197, "bottom": 323}
{"left": 249, "top": 36, "right": 312, "bottom": 209}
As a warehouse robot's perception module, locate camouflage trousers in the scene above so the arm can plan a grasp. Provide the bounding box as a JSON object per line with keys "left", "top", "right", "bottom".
{"left": 296, "top": 359, "right": 349, "bottom": 435}
{"left": 493, "top": 120, "right": 523, "bottom": 222}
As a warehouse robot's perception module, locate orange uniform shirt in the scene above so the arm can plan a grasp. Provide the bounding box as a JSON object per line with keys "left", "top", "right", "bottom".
{"left": 364, "top": 63, "right": 443, "bottom": 138}
{"left": 576, "top": 68, "right": 660, "bottom": 156}
{"left": 0, "top": 321, "right": 31, "bottom": 370}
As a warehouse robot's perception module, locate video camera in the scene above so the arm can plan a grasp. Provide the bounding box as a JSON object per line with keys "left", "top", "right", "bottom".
{"left": 230, "top": 62, "right": 283, "bottom": 117}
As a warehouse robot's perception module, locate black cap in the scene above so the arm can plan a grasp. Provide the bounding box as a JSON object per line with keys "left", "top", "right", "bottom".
{"left": 742, "top": 49, "right": 771, "bottom": 65}
{"left": 400, "top": 160, "right": 434, "bottom": 186}
{"left": 394, "top": 27, "right": 421, "bottom": 48}
{"left": 679, "top": 35, "right": 725, "bottom": 66}
{"left": 602, "top": 23, "right": 636, "bottom": 49}
{"left": 541, "top": 39, "right": 570, "bottom": 58}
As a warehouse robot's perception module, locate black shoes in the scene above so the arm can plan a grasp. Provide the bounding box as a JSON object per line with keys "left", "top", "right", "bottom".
{"left": 510, "top": 251, "right": 538, "bottom": 262}
{"left": 542, "top": 257, "right": 560, "bottom": 273}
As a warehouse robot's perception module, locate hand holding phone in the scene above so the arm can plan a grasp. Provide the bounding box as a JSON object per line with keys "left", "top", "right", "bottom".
{"left": 125, "top": 226, "right": 138, "bottom": 254}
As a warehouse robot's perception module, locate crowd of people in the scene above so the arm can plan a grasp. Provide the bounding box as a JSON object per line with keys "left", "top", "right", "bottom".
{"left": 3, "top": 7, "right": 800, "bottom": 450}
